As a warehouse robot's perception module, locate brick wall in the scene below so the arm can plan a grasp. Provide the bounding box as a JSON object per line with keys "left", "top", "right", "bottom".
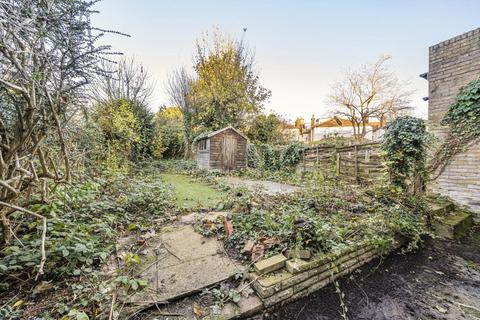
{"left": 428, "top": 28, "right": 480, "bottom": 216}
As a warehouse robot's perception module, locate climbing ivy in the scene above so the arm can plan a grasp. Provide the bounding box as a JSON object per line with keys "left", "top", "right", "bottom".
{"left": 247, "top": 142, "right": 306, "bottom": 171}
{"left": 280, "top": 141, "right": 306, "bottom": 167}
{"left": 381, "top": 116, "right": 430, "bottom": 192}
{"left": 429, "top": 78, "right": 480, "bottom": 178}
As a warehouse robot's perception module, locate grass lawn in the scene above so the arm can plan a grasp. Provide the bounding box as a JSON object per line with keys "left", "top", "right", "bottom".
{"left": 161, "top": 173, "right": 227, "bottom": 209}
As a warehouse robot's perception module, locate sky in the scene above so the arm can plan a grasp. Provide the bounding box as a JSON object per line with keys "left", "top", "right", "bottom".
{"left": 92, "top": 0, "right": 480, "bottom": 121}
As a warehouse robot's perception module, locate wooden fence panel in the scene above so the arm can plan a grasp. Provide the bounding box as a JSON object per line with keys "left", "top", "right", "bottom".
{"left": 299, "top": 142, "right": 384, "bottom": 183}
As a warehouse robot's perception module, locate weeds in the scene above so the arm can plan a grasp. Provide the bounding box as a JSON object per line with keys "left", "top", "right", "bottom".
{"left": 0, "top": 164, "right": 176, "bottom": 319}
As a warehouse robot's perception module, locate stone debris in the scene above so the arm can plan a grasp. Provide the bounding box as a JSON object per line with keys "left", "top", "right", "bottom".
{"left": 260, "top": 236, "right": 281, "bottom": 248}
{"left": 254, "top": 253, "right": 288, "bottom": 275}
{"left": 243, "top": 240, "right": 255, "bottom": 253}
{"left": 286, "top": 248, "right": 312, "bottom": 260}
{"left": 223, "top": 219, "right": 234, "bottom": 237}
{"left": 251, "top": 244, "right": 266, "bottom": 262}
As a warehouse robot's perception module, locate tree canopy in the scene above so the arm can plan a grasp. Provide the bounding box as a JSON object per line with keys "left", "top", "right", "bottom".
{"left": 192, "top": 29, "right": 271, "bottom": 130}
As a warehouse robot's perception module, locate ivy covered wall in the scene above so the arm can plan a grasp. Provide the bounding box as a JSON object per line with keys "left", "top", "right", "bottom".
{"left": 427, "top": 27, "right": 480, "bottom": 217}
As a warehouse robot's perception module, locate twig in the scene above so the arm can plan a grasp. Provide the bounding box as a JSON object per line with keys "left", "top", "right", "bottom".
{"left": 162, "top": 242, "right": 182, "bottom": 261}
{"left": 455, "top": 301, "right": 480, "bottom": 313}
{"left": 8, "top": 224, "right": 25, "bottom": 248}
{"left": 295, "top": 303, "right": 308, "bottom": 320}
{"left": 0, "top": 201, "right": 47, "bottom": 280}
{"left": 0, "top": 294, "right": 18, "bottom": 310}
{"left": 108, "top": 292, "right": 117, "bottom": 320}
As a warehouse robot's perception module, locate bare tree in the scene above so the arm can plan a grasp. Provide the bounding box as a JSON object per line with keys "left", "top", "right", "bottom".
{"left": 0, "top": 0, "right": 117, "bottom": 277}
{"left": 328, "top": 56, "right": 413, "bottom": 139}
{"left": 90, "top": 57, "right": 154, "bottom": 105}
{"left": 166, "top": 67, "right": 196, "bottom": 158}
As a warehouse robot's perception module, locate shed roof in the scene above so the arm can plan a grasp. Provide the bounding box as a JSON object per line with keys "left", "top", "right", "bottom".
{"left": 194, "top": 125, "right": 249, "bottom": 142}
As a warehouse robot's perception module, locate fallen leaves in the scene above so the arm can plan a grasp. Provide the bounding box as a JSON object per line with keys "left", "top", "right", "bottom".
{"left": 193, "top": 303, "right": 206, "bottom": 317}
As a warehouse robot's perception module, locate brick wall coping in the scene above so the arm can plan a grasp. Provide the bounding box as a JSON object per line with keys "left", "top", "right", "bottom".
{"left": 429, "top": 27, "right": 480, "bottom": 51}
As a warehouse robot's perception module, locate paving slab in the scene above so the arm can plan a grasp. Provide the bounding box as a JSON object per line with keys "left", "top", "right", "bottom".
{"left": 121, "top": 226, "right": 244, "bottom": 306}
{"left": 222, "top": 177, "right": 300, "bottom": 195}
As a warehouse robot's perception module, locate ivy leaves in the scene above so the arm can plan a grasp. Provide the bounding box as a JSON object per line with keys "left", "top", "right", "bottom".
{"left": 442, "top": 78, "right": 480, "bottom": 137}
{"left": 381, "top": 116, "right": 430, "bottom": 191}
{"left": 247, "top": 142, "right": 306, "bottom": 171}
{"left": 429, "top": 78, "right": 480, "bottom": 177}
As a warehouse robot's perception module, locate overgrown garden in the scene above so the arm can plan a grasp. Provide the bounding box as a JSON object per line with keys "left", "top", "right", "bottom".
{"left": 0, "top": 1, "right": 477, "bottom": 319}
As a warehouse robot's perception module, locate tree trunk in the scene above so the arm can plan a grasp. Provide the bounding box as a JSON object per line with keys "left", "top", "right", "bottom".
{"left": 1, "top": 208, "right": 12, "bottom": 245}
{"left": 183, "top": 112, "right": 192, "bottom": 159}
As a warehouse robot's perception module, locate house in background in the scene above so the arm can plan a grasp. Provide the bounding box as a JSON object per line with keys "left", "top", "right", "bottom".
{"left": 194, "top": 126, "right": 248, "bottom": 172}
{"left": 290, "top": 114, "right": 386, "bottom": 142}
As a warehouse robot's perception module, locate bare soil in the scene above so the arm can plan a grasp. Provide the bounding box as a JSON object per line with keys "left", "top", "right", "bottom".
{"left": 256, "top": 225, "right": 480, "bottom": 320}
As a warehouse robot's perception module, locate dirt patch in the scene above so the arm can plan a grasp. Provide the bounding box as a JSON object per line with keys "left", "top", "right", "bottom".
{"left": 258, "top": 225, "right": 480, "bottom": 320}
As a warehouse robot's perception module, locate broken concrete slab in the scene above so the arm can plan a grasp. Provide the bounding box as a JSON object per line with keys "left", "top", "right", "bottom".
{"left": 254, "top": 254, "right": 287, "bottom": 275}
{"left": 120, "top": 226, "right": 244, "bottom": 306}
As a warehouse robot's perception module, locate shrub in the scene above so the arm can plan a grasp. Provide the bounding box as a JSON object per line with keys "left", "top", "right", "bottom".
{"left": 246, "top": 144, "right": 260, "bottom": 168}
{"left": 381, "top": 116, "right": 430, "bottom": 193}
{"left": 280, "top": 141, "right": 306, "bottom": 167}
{"left": 247, "top": 142, "right": 305, "bottom": 171}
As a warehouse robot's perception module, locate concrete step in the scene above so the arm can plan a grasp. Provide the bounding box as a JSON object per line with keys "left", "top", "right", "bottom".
{"left": 428, "top": 201, "right": 455, "bottom": 215}
{"left": 433, "top": 210, "right": 474, "bottom": 240}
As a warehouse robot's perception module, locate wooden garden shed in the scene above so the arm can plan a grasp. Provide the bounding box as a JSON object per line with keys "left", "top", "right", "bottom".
{"left": 195, "top": 126, "right": 248, "bottom": 171}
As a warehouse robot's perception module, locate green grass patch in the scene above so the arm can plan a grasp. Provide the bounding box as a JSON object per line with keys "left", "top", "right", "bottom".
{"left": 161, "top": 173, "right": 226, "bottom": 209}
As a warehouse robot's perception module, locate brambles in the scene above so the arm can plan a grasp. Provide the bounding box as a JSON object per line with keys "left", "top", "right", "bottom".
{"left": 0, "top": 164, "right": 176, "bottom": 318}
{"left": 222, "top": 180, "right": 429, "bottom": 261}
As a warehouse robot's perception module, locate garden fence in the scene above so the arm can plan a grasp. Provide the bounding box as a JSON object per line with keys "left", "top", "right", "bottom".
{"left": 299, "top": 142, "right": 384, "bottom": 183}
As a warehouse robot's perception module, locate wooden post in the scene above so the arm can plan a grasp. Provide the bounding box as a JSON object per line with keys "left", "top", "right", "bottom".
{"left": 354, "top": 145, "right": 359, "bottom": 183}
{"left": 336, "top": 152, "right": 341, "bottom": 176}
{"left": 302, "top": 149, "right": 306, "bottom": 176}
{"left": 316, "top": 146, "right": 319, "bottom": 169}
{"left": 364, "top": 149, "right": 370, "bottom": 177}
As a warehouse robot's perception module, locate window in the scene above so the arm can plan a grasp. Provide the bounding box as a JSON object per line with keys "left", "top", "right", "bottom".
{"left": 198, "top": 139, "right": 207, "bottom": 151}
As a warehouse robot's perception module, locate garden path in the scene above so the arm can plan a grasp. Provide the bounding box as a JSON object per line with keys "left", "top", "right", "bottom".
{"left": 222, "top": 176, "right": 300, "bottom": 195}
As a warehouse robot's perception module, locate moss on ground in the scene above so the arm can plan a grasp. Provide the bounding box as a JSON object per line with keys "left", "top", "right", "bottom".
{"left": 161, "top": 173, "right": 226, "bottom": 209}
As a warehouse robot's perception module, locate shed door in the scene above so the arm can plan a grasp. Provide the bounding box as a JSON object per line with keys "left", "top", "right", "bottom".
{"left": 223, "top": 134, "right": 236, "bottom": 171}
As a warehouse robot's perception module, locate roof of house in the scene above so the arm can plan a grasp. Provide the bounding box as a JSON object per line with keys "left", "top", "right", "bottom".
{"left": 315, "top": 117, "right": 383, "bottom": 128}
{"left": 193, "top": 125, "right": 249, "bottom": 142}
